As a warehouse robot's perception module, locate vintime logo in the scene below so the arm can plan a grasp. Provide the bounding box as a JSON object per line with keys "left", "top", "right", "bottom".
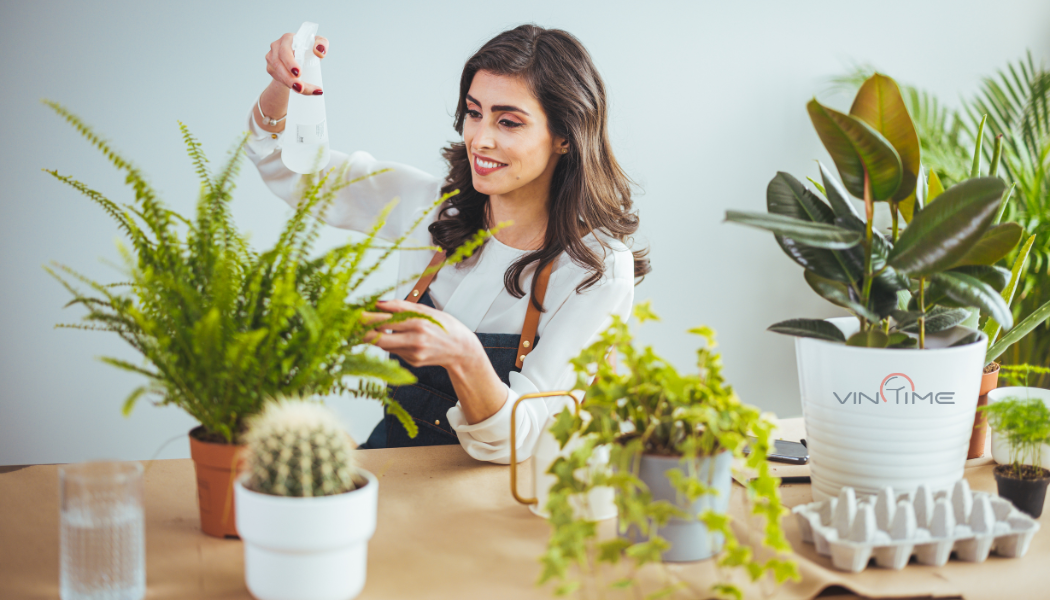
{"left": 833, "top": 372, "right": 956, "bottom": 406}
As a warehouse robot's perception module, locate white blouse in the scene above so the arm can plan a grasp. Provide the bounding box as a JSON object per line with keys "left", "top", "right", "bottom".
{"left": 243, "top": 105, "right": 635, "bottom": 463}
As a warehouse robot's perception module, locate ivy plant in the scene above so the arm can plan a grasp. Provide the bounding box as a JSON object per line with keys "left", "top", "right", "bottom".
{"left": 980, "top": 396, "right": 1050, "bottom": 480}
{"left": 43, "top": 101, "right": 486, "bottom": 443}
{"left": 539, "top": 302, "right": 798, "bottom": 600}
{"left": 725, "top": 74, "right": 1024, "bottom": 349}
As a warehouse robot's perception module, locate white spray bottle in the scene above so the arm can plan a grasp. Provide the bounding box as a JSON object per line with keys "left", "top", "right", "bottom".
{"left": 282, "top": 22, "right": 331, "bottom": 174}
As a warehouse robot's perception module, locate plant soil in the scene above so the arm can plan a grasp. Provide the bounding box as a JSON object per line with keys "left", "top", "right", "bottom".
{"left": 995, "top": 463, "right": 1050, "bottom": 481}
{"left": 983, "top": 362, "right": 1000, "bottom": 375}
{"left": 190, "top": 424, "right": 243, "bottom": 445}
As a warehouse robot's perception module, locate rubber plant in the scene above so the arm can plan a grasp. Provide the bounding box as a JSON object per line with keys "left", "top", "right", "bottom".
{"left": 43, "top": 101, "right": 488, "bottom": 444}
{"left": 538, "top": 302, "right": 798, "bottom": 600}
{"left": 725, "top": 73, "right": 1017, "bottom": 348}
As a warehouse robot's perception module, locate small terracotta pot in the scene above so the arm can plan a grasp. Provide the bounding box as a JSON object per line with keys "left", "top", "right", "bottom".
{"left": 189, "top": 426, "right": 244, "bottom": 538}
{"left": 967, "top": 364, "right": 1000, "bottom": 459}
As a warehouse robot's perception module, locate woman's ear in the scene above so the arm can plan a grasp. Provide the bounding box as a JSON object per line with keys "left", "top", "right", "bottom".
{"left": 555, "top": 138, "right": 570, "bottom": 155}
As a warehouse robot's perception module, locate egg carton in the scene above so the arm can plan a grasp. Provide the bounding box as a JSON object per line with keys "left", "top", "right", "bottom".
{"left": 793, "top": 480, "right": 1040, "bottom": 572}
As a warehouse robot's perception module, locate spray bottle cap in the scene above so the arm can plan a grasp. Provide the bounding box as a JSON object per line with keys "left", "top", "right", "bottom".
{"left": 291, "top": 21, "right": 319, "bottom": 64}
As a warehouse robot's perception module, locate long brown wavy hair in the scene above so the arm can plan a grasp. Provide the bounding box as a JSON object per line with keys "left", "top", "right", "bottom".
{"left": 428, "top": 24, "right": 650, "bottom": 311}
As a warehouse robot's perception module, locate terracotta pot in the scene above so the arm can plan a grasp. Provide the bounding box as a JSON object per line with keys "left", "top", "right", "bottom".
{"left": 967, "top": 364, "right": 1000, "bottom": 459}
{"left": 189, "top": 426, "right": 244, "bottom": 538}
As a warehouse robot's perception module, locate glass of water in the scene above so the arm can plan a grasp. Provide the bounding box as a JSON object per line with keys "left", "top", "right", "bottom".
{"left": 59, "top": 461, "right": 145, "bottom": 600}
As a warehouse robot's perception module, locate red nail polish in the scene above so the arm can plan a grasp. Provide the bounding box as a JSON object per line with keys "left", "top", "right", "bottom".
{"left": 291, "top": 67, "right": 300, "bottom": 77}
{"left": 292, "top": 82, "right": 302, "bottom": 92}
{"left": 316, "top": 44, "right": 325, "bottom": 54}
{"left": 312, "top": 89, "right": 323, "bottom": 96}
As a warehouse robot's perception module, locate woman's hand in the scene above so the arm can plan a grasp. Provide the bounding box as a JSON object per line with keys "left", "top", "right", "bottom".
{"left": 364, "top": 299, "right": 510, "bottom": 425}
{"left": 265, "top": 33, "right": 329, "bottom": 95}
{"left": 363, "top": 300, "right": 486, "bottom": 370}
{"left": 255, "top": 33, "right": 329, "bottom": 132}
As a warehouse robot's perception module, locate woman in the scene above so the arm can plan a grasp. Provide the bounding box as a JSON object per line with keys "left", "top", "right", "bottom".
{"left": 246, "top": 24, "right": 649, "bottom": 463}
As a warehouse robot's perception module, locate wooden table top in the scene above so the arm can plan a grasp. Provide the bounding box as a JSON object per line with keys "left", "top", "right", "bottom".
{"left": 0, "top": 418, "right": 1041, "bottom": 600}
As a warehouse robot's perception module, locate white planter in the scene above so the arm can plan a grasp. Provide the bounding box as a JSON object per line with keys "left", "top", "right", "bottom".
{"left": 988, "top": 387, "right": 1050, "bottom": 469}
{"left": 529, "top": 423, "right": 616, "bottom": 521}
{"left": 796, "top": 317, "right": 986, "bottom": 500}
{"left": 235, "top": 469, "right": 378, "bottom": 600}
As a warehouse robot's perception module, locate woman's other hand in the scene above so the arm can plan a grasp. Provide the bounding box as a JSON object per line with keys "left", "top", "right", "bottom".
{"left": 265, "top": 33, "right": 329, "bottom": 96}
{"left": 363, "top": 300, "right": 486, "bottom": 370}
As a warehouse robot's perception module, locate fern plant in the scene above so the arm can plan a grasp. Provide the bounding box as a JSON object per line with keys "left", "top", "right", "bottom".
{"left": 43, "top": 101, "right": 482, "bottom": 443}
{"left": 539, "top": 302, "right": 797, "bottom": 600}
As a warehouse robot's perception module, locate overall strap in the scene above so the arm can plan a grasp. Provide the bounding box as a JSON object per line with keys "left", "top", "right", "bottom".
{"left": 403, "top": 251, "right": 553, "bottom": 369}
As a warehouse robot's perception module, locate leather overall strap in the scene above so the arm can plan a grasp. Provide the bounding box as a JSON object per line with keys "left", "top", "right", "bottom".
{"left": 404, "top": 250, "right": 553, "bottom": 369}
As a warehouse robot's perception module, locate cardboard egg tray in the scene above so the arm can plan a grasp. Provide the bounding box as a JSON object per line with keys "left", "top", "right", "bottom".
{"left": 792, "top": 480, "right": 1040, "bottom": 572}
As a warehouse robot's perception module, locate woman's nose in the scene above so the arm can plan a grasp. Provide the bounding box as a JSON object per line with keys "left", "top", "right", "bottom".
{"left": 472, "top": 121, "right": 498, "bottom": 149}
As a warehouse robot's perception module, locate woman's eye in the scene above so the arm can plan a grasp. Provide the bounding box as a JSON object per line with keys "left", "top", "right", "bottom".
{"left": 500, "top": 119, "right": 523, "bottom": 128}
{"left": 466, "top": 109, "right": 481, "bottom": 118}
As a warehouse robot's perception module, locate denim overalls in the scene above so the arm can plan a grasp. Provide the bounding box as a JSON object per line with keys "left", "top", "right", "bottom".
{"left": 359, "top": 252, "right": 552, "bottom": 449}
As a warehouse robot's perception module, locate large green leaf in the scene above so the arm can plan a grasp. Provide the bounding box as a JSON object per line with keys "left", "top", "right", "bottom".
{"left": 762, "top": 172, "right": 864, "bottom": 283}
{"left": 767, "top": 318, "right": 845, "bottom": 342}
{"left": 887, "top": 177, "right": 1006, "bottom": 276}
{"left": 929, "top": 271, "right": 1013, "bottom": 330}
{"left": 804, "top": 270, "right": 880, "bottom": 322}
{"left": 725, "top": 211, "right": 862, "bottom": 249}
{"left": 850, "top": 73, "right": 921, "bottom": 203}
{"left": 817, "top": 162, "right": 861, "bottom": 219}
{"left": 982, "top": 234, "right": 1036, "bottom": 350}
{"left": 895, "top": 306, "right": 972, "bottom": 333}
{"left": 766, "top": 171, "right": 836, "bottom": 223}
{"left": 986, "top": 299, "right": 1050, "bottom": 365}
{"left": 947, "top": 265, "right": 1011, "bottom": 292}
{"left": 807, "top": 99, "right": 903, "bottom": 201}
{"left": 950, "top": 223, "right": 1024, "bottom": 267}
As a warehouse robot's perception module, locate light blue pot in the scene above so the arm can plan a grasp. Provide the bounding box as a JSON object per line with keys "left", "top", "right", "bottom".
{"left": 621, "top": 450, "right": 734, "bottom": 562}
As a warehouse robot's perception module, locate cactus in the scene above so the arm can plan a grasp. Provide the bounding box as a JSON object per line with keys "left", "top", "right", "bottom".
{"left": 243, "top": 398, "right": 360, "bottom": 497}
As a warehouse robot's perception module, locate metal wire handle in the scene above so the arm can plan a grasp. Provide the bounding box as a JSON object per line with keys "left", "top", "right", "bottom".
{"left": 509, "top": 391, "right": 580, "bottom": 506}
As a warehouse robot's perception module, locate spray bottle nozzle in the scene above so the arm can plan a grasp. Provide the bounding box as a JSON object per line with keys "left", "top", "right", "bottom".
{"left": 292, "top": 21, "right": 320, "bottom": 62}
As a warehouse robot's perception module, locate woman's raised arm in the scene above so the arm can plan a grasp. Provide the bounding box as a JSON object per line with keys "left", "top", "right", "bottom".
{"left": 244, "top": 33, "right": 442, "bottom": 242}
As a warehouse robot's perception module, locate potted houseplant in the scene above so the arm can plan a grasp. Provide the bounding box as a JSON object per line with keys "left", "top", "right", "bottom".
{"left": 235, "top": 397, "right": 376, "bottom": 600}
{"left": 539, "top": 303, "right": 798, "bottom": 600}
{"left": 979, "top": 393, "right": 1050, "bottom": 518}
{"left": 966, "top": 218, "right": 1050, "bottom": 457}
{"left": 725, "top": 73, "right": 1017, "bottom": 500}
{"left": 43, "top": 102, "right": 463, "bottom": 536}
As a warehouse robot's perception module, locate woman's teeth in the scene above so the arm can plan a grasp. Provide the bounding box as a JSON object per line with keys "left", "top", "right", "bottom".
{"left": 476, "top": 157, "right": 505, "bottom": 169}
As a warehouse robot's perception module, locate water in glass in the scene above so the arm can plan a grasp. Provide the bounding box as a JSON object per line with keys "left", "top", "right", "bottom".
{"left": 59, "top": 462, "right": 145, "bottom": 600}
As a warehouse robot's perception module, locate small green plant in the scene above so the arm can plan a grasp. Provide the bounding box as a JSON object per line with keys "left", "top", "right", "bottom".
{"left": 539, "top": 302, "right": 798, "bottom": 600}
{"left": 42, "top": 101, "right": 487, "bottom": 443}
{"left": 980, "top": 396, "right": 1050, "bottom": 480}
{"left": 243, "top": 397, "right": 359, "bottom": 497}
{"left": 726, "top": 73, "right": 1020, "bottom": 349}
{"left": 998, "top": 364, "right": 1050, "bottom": 387}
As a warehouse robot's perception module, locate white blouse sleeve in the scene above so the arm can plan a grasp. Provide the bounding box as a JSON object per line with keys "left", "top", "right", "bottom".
{"left": 445, "top": 241, "right": 636, "bottom": 464}
{"left": 243, "top": 104, "right": 443, "bottom": 242}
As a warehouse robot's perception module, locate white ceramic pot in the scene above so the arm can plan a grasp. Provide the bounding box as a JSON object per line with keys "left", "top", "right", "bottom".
{"left": 235, "top": 469, "right": 378, "bottom": 600}
{"left": 987, "top": 387, "right": 1050, "bottom": 469}
{"left": 796, "top": 317, "right": 986, "bottom": 500}
{"left": 528, "top": 423, "right": 617, "bottom": 520}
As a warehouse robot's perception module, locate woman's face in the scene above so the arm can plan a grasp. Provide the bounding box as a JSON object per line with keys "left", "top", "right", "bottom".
{"left": 462, "top": 70, "right": 568, "bottom": 199}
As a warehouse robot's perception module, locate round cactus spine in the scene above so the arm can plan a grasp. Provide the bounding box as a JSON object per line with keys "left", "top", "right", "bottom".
{"left": 243, "top": 398, "right": 359, "bottom": 497}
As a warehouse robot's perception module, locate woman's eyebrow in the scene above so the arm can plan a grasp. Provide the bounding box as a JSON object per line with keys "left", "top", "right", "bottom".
{"left": 465, "top": 94, "right": 531, "bottom": 117}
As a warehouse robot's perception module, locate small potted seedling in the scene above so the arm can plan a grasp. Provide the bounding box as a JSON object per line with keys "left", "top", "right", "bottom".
{"left": 235, "top": 398, "right": 377, "bottom": 600}
{"left": 980, "top": 395, "right": 1050, "bottom": 518}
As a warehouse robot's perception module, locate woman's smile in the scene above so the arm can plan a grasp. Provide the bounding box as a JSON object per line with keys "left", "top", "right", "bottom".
{"left": 473, "top": 154, "right": 508, "bottom": 175}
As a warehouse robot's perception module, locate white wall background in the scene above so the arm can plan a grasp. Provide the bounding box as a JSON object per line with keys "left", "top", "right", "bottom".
{"left": 2, "top": 0, "right": 1049, "bottom": 465}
